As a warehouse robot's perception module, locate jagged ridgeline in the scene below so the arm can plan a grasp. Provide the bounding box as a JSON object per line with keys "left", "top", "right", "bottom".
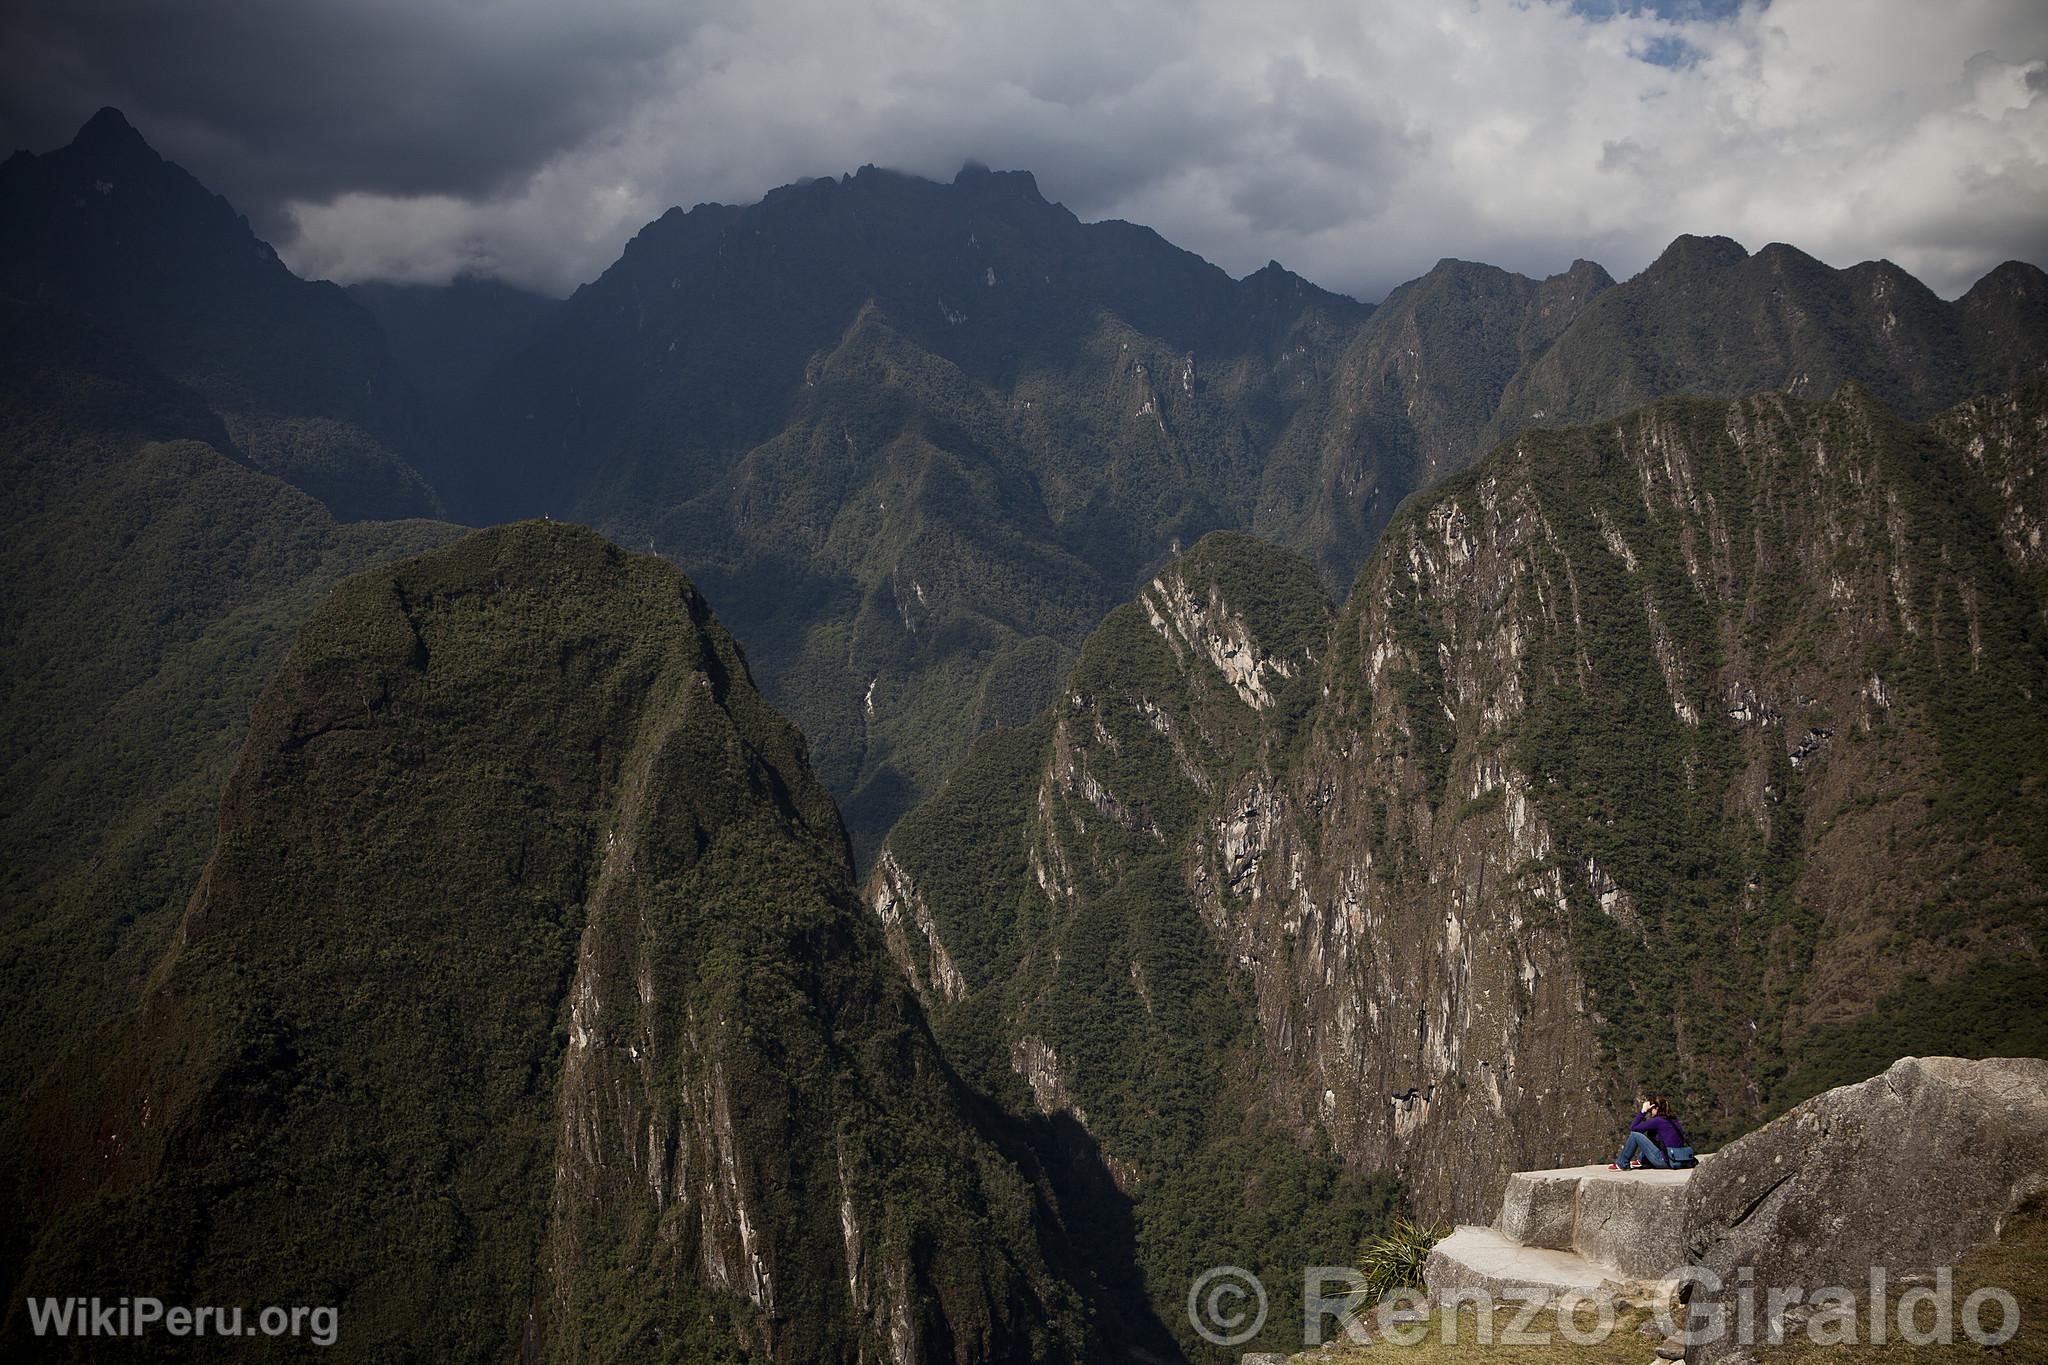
{"left": 873, "top": 383, "right": 2048, "bottom": 1287}
{"left": 5, "top": 523, "right": 1092, "bottom": 1363}
{"left": 431, "top": 189, "right": 2045, "bottom": 862}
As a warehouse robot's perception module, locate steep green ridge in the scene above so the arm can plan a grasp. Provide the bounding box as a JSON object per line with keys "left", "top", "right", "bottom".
{"left": 875, "top": 384, "right": 2048, "bottom": 1259}
{"left": 0, "top": 296, "right": 459, "bottom": 1112}
{"left": 1932, "top": 382, "right": 2048, "bottom": 628}
{"left": 6, "top": 522, "right": 1092, "bottom": 1363}
{"left": 0, "top": 110, "right": 440, "bottom": 521}
{"left": 874, "top": 533, "right": 1398, "bottom": 1362}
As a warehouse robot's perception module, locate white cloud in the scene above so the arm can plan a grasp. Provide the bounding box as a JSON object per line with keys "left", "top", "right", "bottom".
{"left": 279, "top": 0, "right": 2048, "bottom": 300}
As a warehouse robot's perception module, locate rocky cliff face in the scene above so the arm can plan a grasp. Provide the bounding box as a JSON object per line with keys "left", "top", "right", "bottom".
{"left": 451, "top": 165, "right": 1367, "bottom": 859}
{"left": 1491, "top": 237, "right": 2048, "bottom": 441}
{"left": 1264, "top": 256, "right": 1616, "bottom": 587}
{"left": 433, "top": 150, "right": 2045, "bottom": 860}
{"left": 876, "top": 383, "right": 2048, "bottom": 1259}
{"left": 5, "top": 522, "right": 1088, "bottom": 1363}
{"left": 1933, "top": 382, "right": 2048, "bottom": 624}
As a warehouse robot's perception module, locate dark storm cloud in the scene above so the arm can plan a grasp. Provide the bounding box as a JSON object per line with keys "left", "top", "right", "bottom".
{"left": 0, "top": 0, "right": 711, "bottom": 237}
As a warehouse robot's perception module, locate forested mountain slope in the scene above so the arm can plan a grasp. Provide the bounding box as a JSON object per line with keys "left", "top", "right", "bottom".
{"left": 429, "top": 162, "right": 2043, "bottom": 857}
{"left": 0, "top": 295, "right": 458, "bottom": 1116}
{"left": 1491, "top": 234, "right": 2048, "bottom": 439}
{"left": 5, "top": 523, "right": 1096, "bottom": 1364}
{"left": 435, "top": 165, "right": 1368, "bottom": 853}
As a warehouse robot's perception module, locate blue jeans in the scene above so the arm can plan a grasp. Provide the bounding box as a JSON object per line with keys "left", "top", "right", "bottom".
{"left": 1616, "top": 1131, "right": 1669, "bottom": 1168}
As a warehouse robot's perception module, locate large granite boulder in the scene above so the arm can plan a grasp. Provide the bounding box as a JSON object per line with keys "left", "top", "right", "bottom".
{"left": 1680, "top": 1055, "right": 2048, "bottom": 1363}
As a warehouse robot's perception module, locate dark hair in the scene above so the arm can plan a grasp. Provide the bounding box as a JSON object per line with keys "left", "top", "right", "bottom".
{"left": 1649, "top": 1092, "right": 1672, "bottom": 1116}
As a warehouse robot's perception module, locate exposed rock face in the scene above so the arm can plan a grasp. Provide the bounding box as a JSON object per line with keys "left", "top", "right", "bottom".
{"left": 872, "top": 532, "right": 1399, "bottom": 1360}
{"left": 436, "top": 146, "right": 2046, "bottom": 859}
{"left": 1141, "top": 563, "right": 1300, "bottom": 710}
{"left": 5, "top": 522, "right": 1087, "bottom": 1363}
{"left": 870, "top": 847, "right": 969, "bottom": 1009}
{"left": 1491, "top": 239, "right": 2048, "bottom": 446}
{"left": 1680, "top": 1056, "right": 2048, "bottom": 1364}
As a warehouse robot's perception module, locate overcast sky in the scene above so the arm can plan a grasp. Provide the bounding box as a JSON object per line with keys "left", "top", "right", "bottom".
{"left": 4, "top": 0, "right": 2043, "bottom": 301}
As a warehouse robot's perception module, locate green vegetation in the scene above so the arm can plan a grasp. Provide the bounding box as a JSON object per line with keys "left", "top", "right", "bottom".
{"left": 1351, "top": 388, "right": 2048, "bottom": 1144}
{"left": 1293, "top": 1303, "right": 1671, "bottom": 1363}
{"left": 0, "top": 302, "right": 460, "bottom": 1112}
{"left": 1491, "top": 238, "right": 2048, "bottom": 445}
{"left": 7, "top": 107, "right": 2048, "bottom": 1364}
{"left": 433, "top": 150, "right": 2039, "bottom": 860}
{"left": 1772, "top": 958, "right": 2048, "bottom": 1111}
{"left": 6, "top": 523, "right": 1090, "bottom": 1362}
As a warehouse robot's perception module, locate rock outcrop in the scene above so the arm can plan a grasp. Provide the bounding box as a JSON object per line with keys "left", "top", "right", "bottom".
{"left": 1680, "top": 1055, "right": 2048, "bottom": 1363}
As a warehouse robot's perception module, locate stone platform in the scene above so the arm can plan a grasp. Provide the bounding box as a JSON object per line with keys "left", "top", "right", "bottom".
{"left": 1424, "top": 1161, "right": 1699, "bottom": 1305}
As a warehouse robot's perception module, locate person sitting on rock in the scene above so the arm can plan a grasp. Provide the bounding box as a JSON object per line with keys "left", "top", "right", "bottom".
{"left": 1610, "top": 1093, "right": 1686, "bottom": 1170}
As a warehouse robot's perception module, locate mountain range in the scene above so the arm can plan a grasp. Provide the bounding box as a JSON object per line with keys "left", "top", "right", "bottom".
{"left": 1, "top": 108, "right": 2044, "bottom": 1361}
{"left": 410, "top": 156, "right": 2043, "bottom": 858}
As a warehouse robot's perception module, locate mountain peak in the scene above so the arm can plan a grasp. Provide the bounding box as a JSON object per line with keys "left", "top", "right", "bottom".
{"left": 1962, "top": 258, "right": 2048, "bottom": 302}
{"left": 1561, "top": 258, "right": 1616, "bottom": 289}
{"left": 951, "top": 161, "right": 1043, "bottom": 201}
{"left": 1649, "top": 233, "right": 1751, "bottom": 272}
{"left": 1244, "top": 259, "right": 1302, "bottom": 284}
{"left": 71, "top": 106, "right": 153, "bottom": 157}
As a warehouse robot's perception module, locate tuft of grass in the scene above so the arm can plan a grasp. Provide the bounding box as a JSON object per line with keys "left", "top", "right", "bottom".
{"left": 1354, "top": 1216, "right": 1452, "bottom": 1304}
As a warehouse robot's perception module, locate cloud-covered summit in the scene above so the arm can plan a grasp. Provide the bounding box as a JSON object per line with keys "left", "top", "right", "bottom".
{"left": 4, "top": 0, "right": 2042, "bottom": 301}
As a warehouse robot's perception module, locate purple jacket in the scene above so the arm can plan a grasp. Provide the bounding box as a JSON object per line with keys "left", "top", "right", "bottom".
{"left": 1633, "top": 1111, "right": 1686, "bottom": 1151}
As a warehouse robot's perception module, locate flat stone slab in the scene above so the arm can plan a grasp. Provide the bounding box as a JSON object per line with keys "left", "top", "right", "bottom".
{"left": 1424, "top": 1226, "right": 1610, "bottom": 1301}
{"left": 1497, "top": 1167, "right": 1582, "bottom": 1249}
{"left": 1425, "top": 1226, "right": 1681, "bottom": 1313}
{"left": 1494, "top": 1164, "right": 1695, "bottom": 1279}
